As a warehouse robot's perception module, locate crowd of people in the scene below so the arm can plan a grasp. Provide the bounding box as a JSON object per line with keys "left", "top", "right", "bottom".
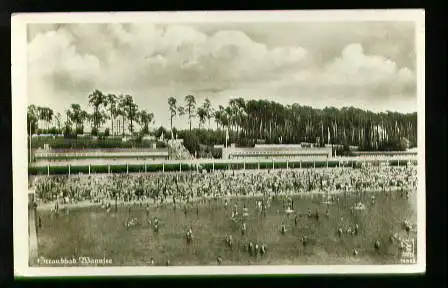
{"left": 31, "top": 163, "right": 417, "bottom": 207}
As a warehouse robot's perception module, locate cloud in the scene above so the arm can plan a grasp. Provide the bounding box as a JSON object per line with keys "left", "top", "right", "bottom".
{"left": 321, "top": 43, "right": 415, "bottom": 90}
{"left": 28, "top": 29, "right": 101, "bottom": 81}
{"left": 27, "top": 28, "right": 101, "bottom": 111}
{"left": 27, "top": 23, "right": 417, "bottom": 129}
{"left": 257, "top": 42, "right": 417, "bottom": 115}
{"left": 274, "top": 43, "right": 415, "bottom": 93}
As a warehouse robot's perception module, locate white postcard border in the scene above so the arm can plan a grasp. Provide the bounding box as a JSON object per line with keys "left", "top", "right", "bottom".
{"left": 12, "top": 9, "right": 426, "bottom": 277}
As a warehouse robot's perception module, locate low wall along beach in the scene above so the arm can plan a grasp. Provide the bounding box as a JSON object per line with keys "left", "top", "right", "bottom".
{"left": 28, "top": 193, "right": 38, "bottom": 265}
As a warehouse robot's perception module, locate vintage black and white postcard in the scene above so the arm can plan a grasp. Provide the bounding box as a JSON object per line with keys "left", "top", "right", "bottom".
{"left": 12, "top": 10, "right": 425, "bottom": 277}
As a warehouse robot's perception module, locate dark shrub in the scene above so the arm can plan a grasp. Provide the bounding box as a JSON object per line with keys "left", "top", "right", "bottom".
{"left": 182, "top": 132, "right": 200, "bottom": 155}
{"left": 211, "top": 147, "right": 222, "bottom": 159}
{"left": 36, "top": 128, "right": 45, "bottom": 135}
{"left": 171, "top": 127, "right": 178, "bottom": 139}
{"left": 63, "top": 124, "right": 77, "bottom": 139}
{"left": 97, "top": 132, "right": 107, "bottom": 140}
{"left": 134, "top": 135, "right": 143, "bottom": 143}
{"left": 334, "top": 144, "right": 352, "bottom": 157}
{"left": 75, "top": 127, "right": 84, "bottom": 135}
{"left": 47, "top": 127, "right": 61, "bottom": 135}
{"left": 154, "top": 126, "right": 168, "bottom": 139}
{"left": 91, "top": 127, "right": 99, "bottom": 136}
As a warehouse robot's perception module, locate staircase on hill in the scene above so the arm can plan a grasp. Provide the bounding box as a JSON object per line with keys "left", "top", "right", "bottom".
{"left": 167, "top": 139, "right": 195, "bottom": 160}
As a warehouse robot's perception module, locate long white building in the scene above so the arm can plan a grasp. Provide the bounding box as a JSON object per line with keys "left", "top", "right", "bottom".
{"left": 222, "top": 145, "right": 332, "bottom": 160}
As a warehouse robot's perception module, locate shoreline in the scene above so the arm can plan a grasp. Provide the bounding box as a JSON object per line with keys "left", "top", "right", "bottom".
{"left": 35, "top": 186, "right": 414, "bottom": 212}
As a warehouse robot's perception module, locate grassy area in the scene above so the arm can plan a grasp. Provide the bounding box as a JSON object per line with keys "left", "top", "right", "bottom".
{"left": 34, "top": 190, "right": 416, "bottom": 266}
{"left": 34, "top": 154, "right": 169, "bottom": 160}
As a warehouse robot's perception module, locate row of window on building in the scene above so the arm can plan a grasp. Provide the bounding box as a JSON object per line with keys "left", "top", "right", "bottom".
{"left": 229, "top": 153, "right": 329, "bottom": 160}
{"left": 229, "top": 151, "right": 330, "bottom": 156}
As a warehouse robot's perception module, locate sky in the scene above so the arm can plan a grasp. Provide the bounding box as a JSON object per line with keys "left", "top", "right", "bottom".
{"left": 27, "top": 22, "right": 417, "bottom": 129}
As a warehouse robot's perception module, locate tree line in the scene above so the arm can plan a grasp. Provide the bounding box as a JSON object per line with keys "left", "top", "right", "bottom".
{"left": 27, "top": 90, "right": 154, "bottom": 137}
{"left": 167, "top": 96, "right": 417, "bottom": 151}
{"left": 28, "top": 89, "right": 417, "bottom": 151}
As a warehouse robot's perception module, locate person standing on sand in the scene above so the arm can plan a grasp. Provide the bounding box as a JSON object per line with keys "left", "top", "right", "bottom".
{"left": 186, "top": 226, "right": 193, "bottom": 244}
{"left": 216, "top": 256, "right": 223, "bottom": 265}
{"left": 243, "top": 205, "right": 249, "bottom": 217}
{"left": 241, "top": 222, "right": 247, "bottom": 236}
{"left": 280, "top": 222, "right": 287, "bottom": 234}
